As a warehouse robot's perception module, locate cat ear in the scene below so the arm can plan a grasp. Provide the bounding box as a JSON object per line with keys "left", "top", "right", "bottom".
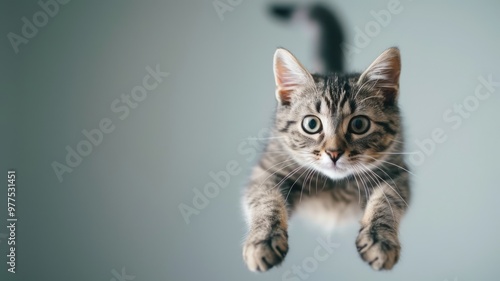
{"left": 358, "top": 47, "right": 401, "bottom": 105}
{"left": 273, "top": 48, "right": 313, "bottom": 105}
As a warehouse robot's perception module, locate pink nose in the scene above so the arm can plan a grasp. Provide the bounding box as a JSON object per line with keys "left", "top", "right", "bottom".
{"left": 326, "top": 149, "right": 344, "bottom": 164}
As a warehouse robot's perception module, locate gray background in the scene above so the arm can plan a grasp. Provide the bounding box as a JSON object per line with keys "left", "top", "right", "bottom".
{"left": 2, "top": 0, "right": 500, "bottom": 280}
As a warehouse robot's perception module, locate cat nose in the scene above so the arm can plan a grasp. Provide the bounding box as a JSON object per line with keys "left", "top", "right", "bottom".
{"left": 326, "top": 149, "right": 344, "bottom": 164}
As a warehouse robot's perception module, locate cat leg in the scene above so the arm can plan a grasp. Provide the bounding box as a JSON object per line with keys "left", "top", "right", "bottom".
{"left": 355, "top": 176, "right": 409, "bottom": 270}
{"left": 243, "top": 179, "right": 289, "bottom": 272}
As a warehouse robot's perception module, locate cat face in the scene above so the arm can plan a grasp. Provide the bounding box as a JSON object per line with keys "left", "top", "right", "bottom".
{"left": 273, "top": 48, "right": 402, "bottom": 179}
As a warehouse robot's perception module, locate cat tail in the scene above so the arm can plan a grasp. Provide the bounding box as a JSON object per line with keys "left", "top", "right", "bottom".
{"left": 269, "top": 3, "right": 345, "bottom": 74}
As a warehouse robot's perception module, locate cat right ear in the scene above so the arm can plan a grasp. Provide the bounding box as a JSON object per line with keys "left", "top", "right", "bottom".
{"left": 273, "top": 48, "right": 313, "bottom": 105}
{"left": 358, "top": 47, "right": 401, "bottom": 105}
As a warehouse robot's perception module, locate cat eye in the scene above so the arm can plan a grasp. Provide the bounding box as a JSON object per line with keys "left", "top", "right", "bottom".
{"left": 349, "top": 116, "right": 370, "bottom": 134}
{"left": 302, "top": 115, "right": 322, "bottom": 134}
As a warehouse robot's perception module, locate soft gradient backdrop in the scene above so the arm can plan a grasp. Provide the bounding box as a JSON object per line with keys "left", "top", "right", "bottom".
{"left": 2, "top": 1, "right": 500, "bottom": 280}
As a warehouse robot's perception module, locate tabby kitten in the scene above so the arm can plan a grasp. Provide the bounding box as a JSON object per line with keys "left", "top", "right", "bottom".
{"left": 242, "top": 47, "right": 410, "bottom": 272}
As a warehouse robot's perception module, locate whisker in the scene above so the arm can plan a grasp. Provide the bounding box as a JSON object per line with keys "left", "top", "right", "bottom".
{"left": 315, "top": 168, "right": 320, "bottom": 195}
{"left": 273, "top": 160, "right": 314, "bottom": 201}
{"left": 320, "top": 173, "right": 328, "bottom": 192}
{"left": 363, "top": 155, "right": 416, "bottom": 177}
{"left": 376, "top": 152, "right": 419, "bottom": 155}
{"left": 245, "top": 136, "right": 286, "bottom": 141}
{"left": 271, "top": 163, "right": 305, "bottom": 191}
{"left": 284, "top": 163, "right": 314, "bottom": 202}
{"left": 365, "top": 162, "right": 409, "bottom": 208}
{"left": 358, "top": 163, "right": 396, "bottom": 226}
{"left": 305, "top": 168, "right": 315, "bottom": 196}
{"left": 300, "top": 167, "right": 314, "bottom": 203}
{"left": 358, "top": 163, "right": 381, "bottom": 190}
{"left": 348, "top": 165, "right": 362, "bottom": 205}
{"left": 387, "top": 137, "right": 405, "bottom": 144}
{"left": 353, "top": 163, "right": 371, "bottom": 200}
{"left": 255, "top": 157, "right": 296, "bottom": 180}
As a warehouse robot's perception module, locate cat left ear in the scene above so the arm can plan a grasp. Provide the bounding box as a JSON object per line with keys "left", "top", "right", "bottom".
{"left": 273, "top": 48, "right": 313, "bottom": 105}
{"left": 358, "top": 47, "right": 401, "bottom": 105}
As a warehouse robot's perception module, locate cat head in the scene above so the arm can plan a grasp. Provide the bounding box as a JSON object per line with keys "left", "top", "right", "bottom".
{"left": 273, "top": 47, "right": 402, "bottom": 179}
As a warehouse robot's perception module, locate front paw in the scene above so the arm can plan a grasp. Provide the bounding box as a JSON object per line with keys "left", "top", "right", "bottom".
{"left": 243, "top": 228, "right": 289, "bottom": 272}
{"left": 356, "top": 225, "right": 400, "bottom": 270}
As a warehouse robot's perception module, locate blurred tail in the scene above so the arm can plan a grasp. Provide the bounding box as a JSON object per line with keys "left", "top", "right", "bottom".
{"left": 269, "top": 3, "right": 345, "bottom": 74}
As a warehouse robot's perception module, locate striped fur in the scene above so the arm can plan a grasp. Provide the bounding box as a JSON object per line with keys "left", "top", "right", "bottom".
{"left": 242, "top": 47, "right": 410, "bottom": 272}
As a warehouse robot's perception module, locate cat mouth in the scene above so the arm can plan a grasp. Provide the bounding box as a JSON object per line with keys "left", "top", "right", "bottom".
{"left": 324, "top": 161, "right": 346, "bottom": 172}
{"left": 328, "top": 159, "right": 344, "bottom": 168}
{"left": 331, "top": 165, "right": 345, "bottom": 172}
{"left": 316, "top": 154, "right": 351, "bottom": 178}
{"left": 318, "top": 163, "right": 350, "bottom": 180}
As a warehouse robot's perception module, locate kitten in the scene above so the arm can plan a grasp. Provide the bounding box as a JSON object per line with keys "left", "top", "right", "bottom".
{"left": 242, "top": 47, "right": 410, "bottom": 272}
